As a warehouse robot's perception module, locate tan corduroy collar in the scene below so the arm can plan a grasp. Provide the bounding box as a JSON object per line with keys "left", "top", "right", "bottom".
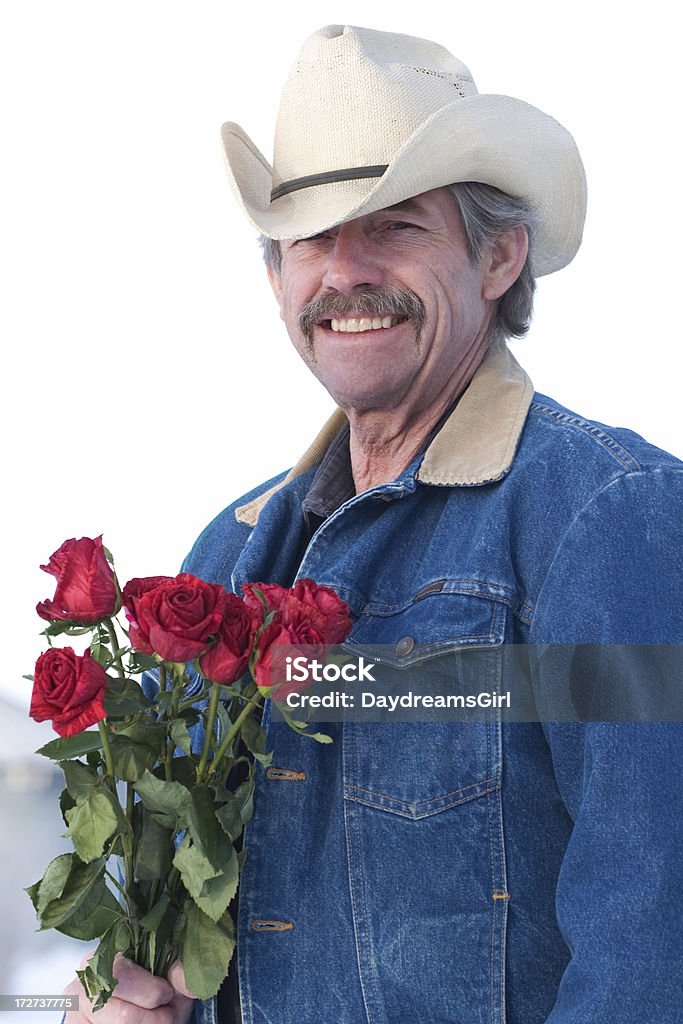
{"left": 235, "top": 343, "right": 533, "bottom": 527}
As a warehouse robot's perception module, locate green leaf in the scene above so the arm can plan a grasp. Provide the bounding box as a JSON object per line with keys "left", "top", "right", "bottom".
{"left": 76, "top": 920, "right": 130, "bottom": 1011}
{"left": 188, "top": 786, "right": 230, "bottom": 870}
{"left": 38, "top": 856, "right": 106, "bottom": 929}
{"left": 134, "top": 809, "right": 173, "bottom": 881}
{"left": 215, "top": 775, "right": 254, "bottom": 838}
{"left": 37, "top": 732, "right": 103, "bottom": 760}
{"left": 60, "top": 760, "right": 100, "bottom": 800}
{"left": 114, "top": 717, "right": 166, "bottom": 753}
{"left": 25, "top": 853, "right": 73, "bottom": 915}
{"left": 134, "top": 770, "right": 191, "bottom": 830}
{"left": 169, "top": 718, "right": 193, "bottom": 756}
{"left": 181, "top": 903, "right": 236, "bottom": 1000}
{"left": 195, "top": 851, "right": 239, "bottom": 922}
{"left": 215, "top": 795, "right": 243, "bottom": 842}
{"left": 139, "top": 891, "right": 172, "bottom": 933}
{"left": 66, "top": 789, "right": 120, "bottom": 862}
{"left": 42, "top": 621, "right": 93, "bottom": 638}
{"left": 90, "top": 641, "right": 111, "bottom": 667}
{"left": 308, "top": 731, "right": 334, "bottom": 744}
{"left": 110, "top": 736, "right": 159, "bottom": 783}
{"left": 105, "top": 677, "right": 150, "bottom": 717}
{"left": 129, "top": 651, "right": 158, "bottom": 673}
{"left": 57, "top": 882, "right": 121, "bottom": 941}
{"left": 173, "top": 836, "right": 220, "bottom": 895}
{"left": 59, "top": 787, "right": 76, "bottom": 825}
{"left": 240, "top": 714, "right": 273, "bottom": 767}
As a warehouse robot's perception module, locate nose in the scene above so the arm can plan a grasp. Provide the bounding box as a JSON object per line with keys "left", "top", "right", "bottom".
{"left": 321, "top": 221, "right": 384, "bottom": 293}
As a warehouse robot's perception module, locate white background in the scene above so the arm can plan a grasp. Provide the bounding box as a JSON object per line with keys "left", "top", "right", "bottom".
{"left": 1, "top": 1, "right": 680, "bottom": 704}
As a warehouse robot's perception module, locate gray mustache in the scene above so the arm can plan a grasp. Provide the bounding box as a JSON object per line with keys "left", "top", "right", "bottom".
{"left": 299, "top": 287, "right": 426, "bottom": 342}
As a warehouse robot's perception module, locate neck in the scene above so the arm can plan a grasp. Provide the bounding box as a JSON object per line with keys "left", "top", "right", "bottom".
{"left": 346, "top": 341, "right": 492, "bottom": 492}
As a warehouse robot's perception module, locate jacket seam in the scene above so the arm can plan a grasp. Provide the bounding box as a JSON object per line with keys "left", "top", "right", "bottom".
{"left": 529, "top": 402, "right": 644, "bottom": 473}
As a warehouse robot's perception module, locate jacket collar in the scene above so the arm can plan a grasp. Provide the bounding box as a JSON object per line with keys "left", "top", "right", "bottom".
{"left": 235, "top": 342, "right": 533, "bottom": 527}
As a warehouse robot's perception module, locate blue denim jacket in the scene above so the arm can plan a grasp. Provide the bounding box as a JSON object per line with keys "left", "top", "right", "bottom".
{"left": 184, "top": 345, "right": 683, "bottom": 1024}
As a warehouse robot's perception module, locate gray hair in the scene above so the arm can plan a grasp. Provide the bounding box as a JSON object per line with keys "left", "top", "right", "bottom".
{"left": 259, "top": 181, "right": 538, "bottom": 344}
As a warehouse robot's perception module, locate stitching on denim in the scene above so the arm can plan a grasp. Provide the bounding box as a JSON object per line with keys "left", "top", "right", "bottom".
{"left": 346, "top": 775, "right": 499, "bottom": 808}
{"left": 344, "top": 780, "right": 500, "bottom": 819}
{"left": 357, "top": 580, "right": 518, "bottom": 616}
{"left": 343, "top": 728, "right": 378, "bottom": 1024}
{"left": 529, "top": 403, "right": 643, "bottom": 472}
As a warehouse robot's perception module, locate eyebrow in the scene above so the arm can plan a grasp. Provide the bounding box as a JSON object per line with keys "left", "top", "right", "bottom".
{"left": 382, "top": 198, "right": 425, "bottom": 215}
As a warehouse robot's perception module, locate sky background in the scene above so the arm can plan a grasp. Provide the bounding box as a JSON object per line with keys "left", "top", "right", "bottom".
{"left": 2, "top": 0, "right": 681, "bottom": 714}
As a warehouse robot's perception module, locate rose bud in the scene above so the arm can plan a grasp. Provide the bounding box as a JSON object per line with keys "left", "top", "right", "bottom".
{"left": 36, "top": 536, "right": 119, "bottom": 624}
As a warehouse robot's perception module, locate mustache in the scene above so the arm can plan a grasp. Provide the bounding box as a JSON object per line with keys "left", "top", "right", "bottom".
{"left": 299, "top": 287, "right": 426, "bottom": 343}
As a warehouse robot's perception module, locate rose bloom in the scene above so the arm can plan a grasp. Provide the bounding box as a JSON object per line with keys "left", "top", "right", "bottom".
{"left": 30, "top": 647, "right": 109, "bottom": 737}
{"left": 121, "top": 576, "right": 173, "bottom": 628}
{"left": 199, "top": 594, "right": 260, "bottom": 685}
{"left": 122, "top": 573, "right": 228, "bottom": 663}
{"left": 244, "top": 579, "right": 352, "bottom": 641}
{"left": 242, "top": 582, "right": 289, "bottom": 617}
{"left": 36, "top": 536, "right": 119, "bottom": 623}
{"left": 247, "top": 579, "right": 352, "bottom": 697}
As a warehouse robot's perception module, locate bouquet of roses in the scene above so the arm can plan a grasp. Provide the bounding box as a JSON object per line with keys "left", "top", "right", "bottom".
{"left": 25, "top": 536, "right": 351, "bottom": 1009}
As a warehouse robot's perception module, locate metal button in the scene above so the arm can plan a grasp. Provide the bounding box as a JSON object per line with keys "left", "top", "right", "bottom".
{"left": 395, "top": 636, "right": 415, "bottom": 657}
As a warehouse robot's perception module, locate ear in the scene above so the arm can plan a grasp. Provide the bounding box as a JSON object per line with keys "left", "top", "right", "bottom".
{"left": 481, "top": 226, "right": 529, "bottom": 301}
{"left": 267, "top": 264, "right": 283, "bottom": 307}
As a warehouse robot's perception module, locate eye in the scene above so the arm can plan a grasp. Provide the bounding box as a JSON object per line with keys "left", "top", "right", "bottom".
{"left": 386, "top": 220, "right": 421, "bottom": 231}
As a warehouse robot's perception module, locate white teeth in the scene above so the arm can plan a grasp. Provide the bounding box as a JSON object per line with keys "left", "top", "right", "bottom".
{"left": 328, "top": 315, "right": 403, "bottom": 333}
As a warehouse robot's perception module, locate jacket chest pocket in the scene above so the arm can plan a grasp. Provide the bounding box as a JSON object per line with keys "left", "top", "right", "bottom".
{"left": 342, "top": 591, "right": 506, "bottom": 817}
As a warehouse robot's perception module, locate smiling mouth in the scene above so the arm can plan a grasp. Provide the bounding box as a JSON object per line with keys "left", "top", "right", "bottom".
{"left": 318, "top": 315, "right": 409, "bottom": 334}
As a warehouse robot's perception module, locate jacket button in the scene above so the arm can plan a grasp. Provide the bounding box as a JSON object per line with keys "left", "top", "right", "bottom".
{"left": 395, "top": 636, "right": 415, "bottom": 657}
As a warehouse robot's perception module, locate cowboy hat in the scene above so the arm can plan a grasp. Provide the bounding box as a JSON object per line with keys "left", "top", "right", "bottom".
{"left": 220, "top": 25, "right": 587, "bottom": 275}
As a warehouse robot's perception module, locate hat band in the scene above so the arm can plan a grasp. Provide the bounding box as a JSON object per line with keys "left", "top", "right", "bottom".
{"left": 271, "top": 165, "right": 388, "bottom": 201}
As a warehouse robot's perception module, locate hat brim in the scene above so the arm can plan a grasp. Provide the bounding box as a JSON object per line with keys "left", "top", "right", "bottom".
{"left": 221, "top": 93, "right": 586, "bottom": 276}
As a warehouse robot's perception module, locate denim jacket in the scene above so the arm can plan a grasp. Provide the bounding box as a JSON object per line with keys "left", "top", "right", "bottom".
{"left": 184, "top": 344, "right": 683, "bottom": 1024}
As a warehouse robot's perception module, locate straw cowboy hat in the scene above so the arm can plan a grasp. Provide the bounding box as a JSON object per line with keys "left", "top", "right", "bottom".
{"left": 221, "top": 25, "right": 587, "bottom": 276}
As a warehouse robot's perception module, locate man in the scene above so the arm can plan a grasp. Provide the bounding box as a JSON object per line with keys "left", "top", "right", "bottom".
{"left": 66, "top": 25, "right": 683, "bottom": 1024}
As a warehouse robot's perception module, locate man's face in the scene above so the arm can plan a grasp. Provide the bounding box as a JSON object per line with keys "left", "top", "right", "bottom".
{"left": 268, "top": 187, "right": 516, "bottom": 419}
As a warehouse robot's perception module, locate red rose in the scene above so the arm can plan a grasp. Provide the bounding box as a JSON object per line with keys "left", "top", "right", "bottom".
{"left": 36, "top": 536, "right": 119, "bottom": 624}
{"left": 198, "top": 594, "right": 260, "bottom": 685}
{"left": 251, "top": 621, "right": 313, "bottom": 695}
{"left": 123, "top": 573, "right": 228, "bottom": 663}
{"left": 242, "top": 582, "right": 288, "bottom": 617}
{"left": 30, "top": 647, "right": 109, "bottom": 737}
{"left": 121, "top": 576, "right": 174, "bottom": 633}
{"left": 287, "top": 579, "right": 353, "bottom": 644}
{"left": 246, "top": 579, "right": 352, "bottom": 697}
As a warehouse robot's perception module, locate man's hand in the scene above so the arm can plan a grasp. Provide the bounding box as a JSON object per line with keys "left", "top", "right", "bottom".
{"left": 63, "top": 955, "right": 195, "bottom": 1024}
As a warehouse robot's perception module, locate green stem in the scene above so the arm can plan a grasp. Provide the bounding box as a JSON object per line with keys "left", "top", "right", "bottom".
{"left": 196, "top": 683, "right": 222, "bottom": 783}
{"left": 98, "top": 721, "right": 115, "bottom": 780}
{"left": 105, "top": 868, "right": 129, "bottom": 901}
{"left": 105, "top": 617, "right": 126, "bottom": 677}
{"left": 211, "top": 686, "right": 263, "bottom": 775}
{"left": 159, "top": 663, "right": 167, "bottom": 693}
